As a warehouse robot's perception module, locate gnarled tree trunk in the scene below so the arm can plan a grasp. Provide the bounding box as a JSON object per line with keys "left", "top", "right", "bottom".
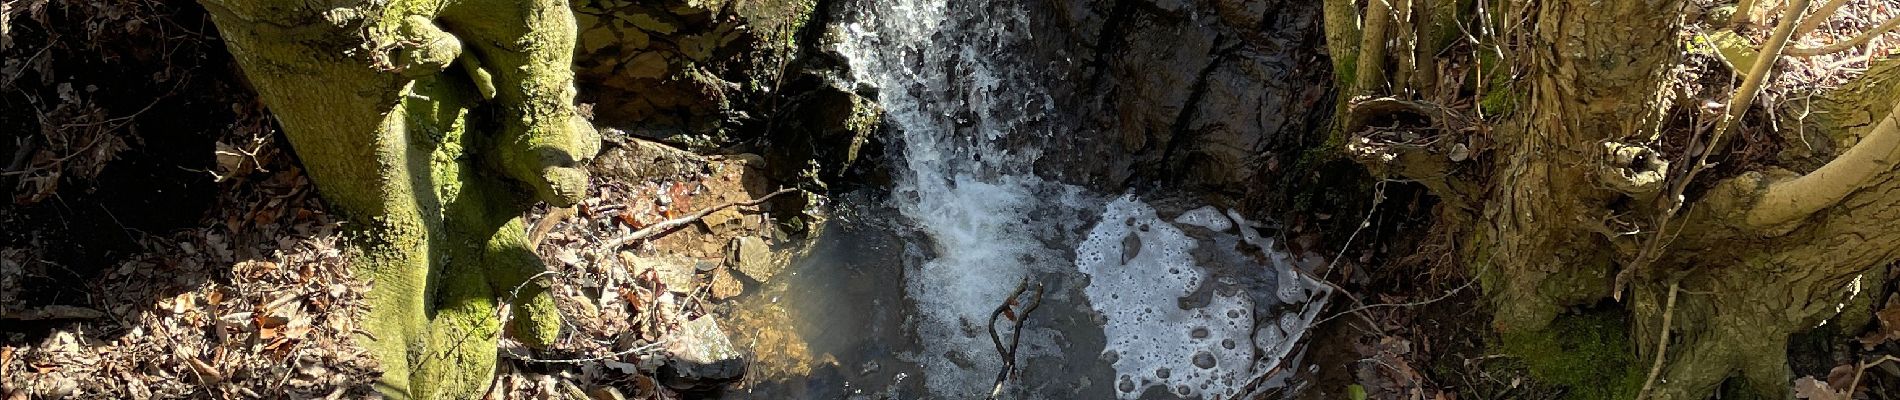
{"left": 1326, "top": 0, "right": 1900, "bottom": 398}
{"left": 197, "top": 0, "right": 599, "bottom": 397}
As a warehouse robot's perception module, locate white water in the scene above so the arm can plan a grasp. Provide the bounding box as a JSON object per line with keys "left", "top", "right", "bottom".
{"left": 833, "top": 0, "right": 1325, "bottom": 397}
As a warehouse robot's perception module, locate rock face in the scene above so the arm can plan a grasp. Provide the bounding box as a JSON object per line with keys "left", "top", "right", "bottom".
{"left": 795, "top": 0, "right": 1330, "bottom": 209}
{"left": 572, "top": 0, "right": 816, "bottom": 137}
{"left": 571, "top": 0, "right": 883, "bottom": 187}
{"left": 1026, "top": 0, "right": 1333, "bottom": 207}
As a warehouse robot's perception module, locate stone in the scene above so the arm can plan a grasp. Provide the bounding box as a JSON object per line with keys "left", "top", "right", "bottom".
{"left": 725, "top": 236, "right": 778, "bottom": 281}
{"left": 621, "top": 253, "right": 698, "bottom": 293}
{"left": 587, "top": 136, "right": 704, "bottom": 182}
{"left": 698, "top": 208, "right": 744, "bottom": 235}
{"left": 710, "top": 268, "right": 745, "bottom": 300}
{"left": 658, "top": 316, "right": 748, "bottom": 391}
{"left": 587, "top": 386, "right": 627, "bottom": 400}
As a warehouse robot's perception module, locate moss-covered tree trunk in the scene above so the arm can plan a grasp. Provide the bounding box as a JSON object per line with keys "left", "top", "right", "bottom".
{"left": 1327, "top": 0, "right": 1900, "bottom": 398}
{"left": 197, "top": 0, "right": 598, "bottom": 397}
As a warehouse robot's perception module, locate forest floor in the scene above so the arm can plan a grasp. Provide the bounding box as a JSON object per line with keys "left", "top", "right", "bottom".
{"left": 7, "top": 0, "right": 1900, "bottom": 399}
{"left": 1, "top": 125, "right": 807, "bottom": 399}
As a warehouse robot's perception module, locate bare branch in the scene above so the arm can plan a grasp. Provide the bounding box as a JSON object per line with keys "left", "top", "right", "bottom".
{"left": 595, "top": 188, "right": 799, "bottom": 256}
{"left": 1355, "top": 0, "right": 1394, "bottom": 95}
{"left": 1744, "top": 100, "right": 1900, "bottom": 228}
{"left": 1788, "top": 16, "right": 1900, "bottom": 57}
{"left": 1792, "top": 0, "right": 1850, "bottom": 36}
{"left": 1730, "top": 0, "right": 1761, "bottom": 27}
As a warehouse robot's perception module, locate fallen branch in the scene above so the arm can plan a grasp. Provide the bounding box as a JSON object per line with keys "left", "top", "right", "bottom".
{"left": 986, "top": 276, "right": 1045, "bottom": 400}
{"left": 501, "top": 339, "right": 668, "bottom": 364}
{"left": 1730, "top": 0, "right": 1760, "bottom": 27}
{"left": 0, "top": 305, "right": 105, "bottom": 321}
{"left": 595, "top": 188, "right": 798, "bottom": 256}
{"left": 1792, "top": 0, "right": 1850, "bottom": 36}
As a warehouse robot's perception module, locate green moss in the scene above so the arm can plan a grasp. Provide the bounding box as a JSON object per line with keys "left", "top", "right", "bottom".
{"left": 202, "top": 0, "right": 584, "bottom": 397}
{"left": 1480, "top": 88, "right": 1516, "bottom": 117}
{"left": 1474, "top": 51, "right": 1516, "bottom": 117}
{"left": 1500, "top": 309, "right": 1644, "bottom": 400}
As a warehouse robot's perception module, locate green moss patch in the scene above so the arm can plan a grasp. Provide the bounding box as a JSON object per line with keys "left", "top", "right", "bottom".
{"left": 1499, "top": 309, "right": 1644, "bottom": 400}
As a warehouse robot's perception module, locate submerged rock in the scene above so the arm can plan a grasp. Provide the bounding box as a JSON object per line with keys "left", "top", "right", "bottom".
{"left": 709, "top": 267, "right": 745, "bottom": 300}
{"left": 658, "top": 316, "right": 749, "bottom": 391}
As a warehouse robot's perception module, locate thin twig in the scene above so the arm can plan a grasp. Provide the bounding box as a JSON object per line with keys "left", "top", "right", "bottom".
{"left": 501, "top": 339, "right": 668, "bottom": 364}
{"left": 595, "top": 188, "right": 798, "bottom": 256}
{"left": 1843, "top": 355, "right": 1900, "bottom": 397}
{"left": 1788, "top": 16, "right": 1900, "bottom": 56}
{"left": 986, "top": 276, "right": 1045, "bottom": 400}
{"left": 1635, "top": 282, "right": 1680, "bottom": 400}
{"left": 1794, "top": 0, "right": 1851, "bottom": 36}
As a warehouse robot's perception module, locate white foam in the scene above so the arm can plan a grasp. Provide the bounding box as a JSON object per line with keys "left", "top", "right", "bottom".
{"left": 1077, "top": 195, "right": 1255, "bottom": 399}
{"left": 1173, "top": 205, "right": 1235, "bottom": 232}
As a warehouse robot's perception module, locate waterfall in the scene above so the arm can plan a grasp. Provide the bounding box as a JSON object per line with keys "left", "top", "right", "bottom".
{"left": 832, "top": 0, "right": 1323, "bottom": 398}
{"left": 834, "top": 1, "right": 1071, "bottom": 397}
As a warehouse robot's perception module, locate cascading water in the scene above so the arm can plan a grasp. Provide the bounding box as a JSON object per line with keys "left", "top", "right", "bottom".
{"left": 832, "top": 0, "right": 1078, "bottom": 397}
{"left": 729, "top": 0, "right": 1330, "bottom": 398}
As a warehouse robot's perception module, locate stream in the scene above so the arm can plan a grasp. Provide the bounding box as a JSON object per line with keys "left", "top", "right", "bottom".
{"left": 722, "top": 0, "right": 1330, "bottom": 398}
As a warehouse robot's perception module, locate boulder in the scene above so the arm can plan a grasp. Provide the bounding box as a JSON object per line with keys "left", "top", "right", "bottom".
{"left": 724, "top": 236, "right": 778, "bottom": 282}
{"left": 658, "top": 316, "right": 748, "bottom": 391}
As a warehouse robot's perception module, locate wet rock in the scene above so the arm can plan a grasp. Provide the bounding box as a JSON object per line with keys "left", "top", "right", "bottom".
{"left": 897, "top": 0, "right": 1332, "bottom": 209}
{"left": 759, "top": 84, "right": 885, "bottom": 184}
{"left": 658, "top": 316, "right": 748, "bottom": 391}
{"left": 710, "top": 268, "right": 745, "bottom": 300}
{"left": 620, "top": 253, "right": 698, "bottom": 293}
{"left": 725, "top": 236, "right": 778, "bottom": 281}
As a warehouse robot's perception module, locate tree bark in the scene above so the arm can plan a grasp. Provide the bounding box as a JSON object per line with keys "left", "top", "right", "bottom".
{"left": 198, "top": 0, "right": 597, "bottom": 397}
{"left": 1328, "top": 0, "right": 1900, "bottom": 398}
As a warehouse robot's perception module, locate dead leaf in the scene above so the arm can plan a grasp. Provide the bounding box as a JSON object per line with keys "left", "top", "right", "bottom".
{"left": 185, "top": 357, "right": 223, "bottom": 384}
{"left": 255, "top": 314, "right": 289, "bottom": 340}
{"left": 1826, "top": 364, "right": 1856, "bottom": 391}
{"left": 1794, "top": 376, "right": 1846, "bottom": 400}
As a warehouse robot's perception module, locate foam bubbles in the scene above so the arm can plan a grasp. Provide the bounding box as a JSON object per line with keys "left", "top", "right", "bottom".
{"left": 1077, "top": 195, "right": 1255, "bottom": 399}
{"left": 1173, "top": 205, "right": 1235, "bottom": 232}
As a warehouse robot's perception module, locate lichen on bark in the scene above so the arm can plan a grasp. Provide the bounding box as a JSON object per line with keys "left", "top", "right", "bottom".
{"left": 196, "top": 0, "right": 598, "bottom": 397}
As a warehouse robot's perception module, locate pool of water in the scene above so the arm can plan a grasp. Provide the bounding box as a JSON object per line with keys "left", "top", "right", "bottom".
{"left": 718, "top": 189, "right": 1328, "bottom": 399}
